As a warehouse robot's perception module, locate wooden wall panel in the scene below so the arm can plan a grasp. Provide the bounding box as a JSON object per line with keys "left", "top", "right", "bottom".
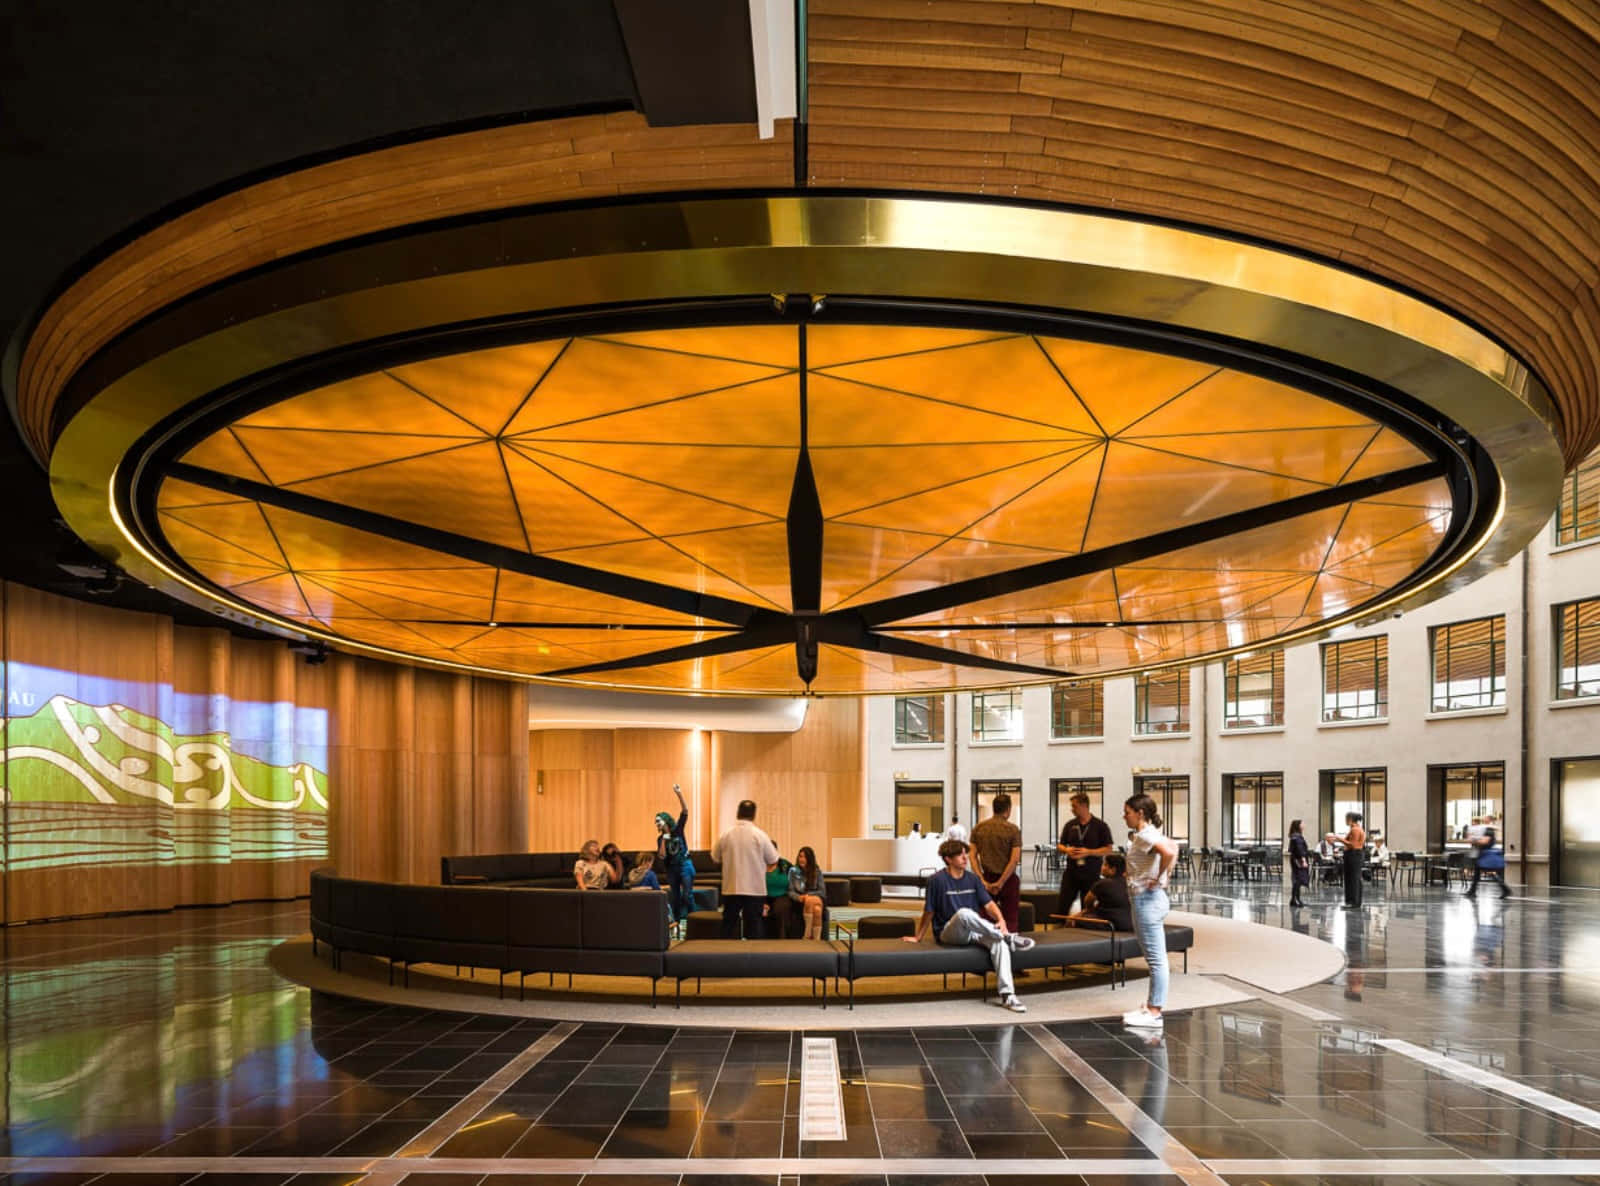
{"left": 1, "top": 583, "right": 531, "bottom": 920}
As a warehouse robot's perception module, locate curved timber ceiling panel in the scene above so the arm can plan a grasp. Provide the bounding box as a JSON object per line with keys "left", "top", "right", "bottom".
{"left": 806, "top": 0, "right": 1600, "bottom": 466}
{"left": 16, "top": 3, "right": 1600, "bottom": 468}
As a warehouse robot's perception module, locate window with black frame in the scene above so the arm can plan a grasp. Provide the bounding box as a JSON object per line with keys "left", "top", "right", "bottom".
{"left": 1555, "top": 598, "right": 1600, "bottom": 701}
{"left": 972, "top": 779, "right": 1023, "bottom": 830}
{"left": 1428, "top": 763, "right": 1503, "bottom": 849}
{"left": 1133, "top": 669, "right": 1188, "bottom": 734}
{"left": 1049, "top": 777, "right": 1104, "bottom": 841}
{"left": 1132, "top": 775, "right": 1189, "bottom": 843}
{"left": 1050, "top": 681, "right": 1103, "bottom": 739}
{"left": 1223, "top": 772, "right": 1284, "bottom": 847}
{"left": 1319, "top": 768, "right": 1386, "bottom": 841}
{"left": 1556, "top": 447, "right": 1600, "bottom": 546}
{"left": 1223, "top": 651, "right": 1284, "bottom": 728}
{"left": 894, "top": 780, "right": 944, "bottom": 837}
{"left": 970, "top": 689, "right": 1022, "bottom": 742}
{"left": 1430, "top": 616, "right": 1505, "bottom": 712}
{"left": 894, "top": 695, "right": 945, "bottom": 744}
{"left": 1321, "top": 636, "right": 1388, "bottom": 722}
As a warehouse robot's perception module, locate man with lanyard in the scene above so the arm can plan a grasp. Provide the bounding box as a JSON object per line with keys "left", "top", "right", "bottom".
{"left": 1056, "top": 791, "right": 1114, "bottom": 919}
{"left": 903, "top": 838, "right": 1033, "bottom": 1013}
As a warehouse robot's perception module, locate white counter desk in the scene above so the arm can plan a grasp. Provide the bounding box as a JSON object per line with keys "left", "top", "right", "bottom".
{"left": 831, "top": 835, "right": 945, "bottom": 876}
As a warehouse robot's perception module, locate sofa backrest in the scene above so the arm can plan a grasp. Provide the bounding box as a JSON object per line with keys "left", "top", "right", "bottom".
{"left": 392, "top": 883, "right": 510, "bottom": 942}
{"left": 507, "top": 888, "right": 585, "bottom": 948}
{"left": 581, "top": 890, "right": 670, "bottom": 951}
{"left": 689, "top": 849, "right": 720, "bottom": 875}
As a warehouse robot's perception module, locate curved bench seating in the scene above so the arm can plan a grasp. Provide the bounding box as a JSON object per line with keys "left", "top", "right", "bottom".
{"left": 310, "top": 869, "right": 1192, "bottom": 1011}
{"left": 441, "top": 851, "right": 931, "bottom": 899}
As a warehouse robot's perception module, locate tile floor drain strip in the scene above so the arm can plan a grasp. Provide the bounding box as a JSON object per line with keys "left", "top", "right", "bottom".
{"left": 1377, "top": 1037, "right": 1600, "bottom": 1131}
{"left": 397, "top": 1020, "right": 579, "bottom": 1156}
{"left": 798, "top": 1036, "right": 846, "bottom": 1141}
{"left": 1024, "top": 1022, "right": 1229, "bottom": 1186}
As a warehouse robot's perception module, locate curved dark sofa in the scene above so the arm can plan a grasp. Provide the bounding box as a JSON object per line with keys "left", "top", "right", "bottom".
{"left": 310, "top": 869, "right": 1194, "bottom": 1010}
{"left": 440, "top": 850, "right": 931, "bottom": 895}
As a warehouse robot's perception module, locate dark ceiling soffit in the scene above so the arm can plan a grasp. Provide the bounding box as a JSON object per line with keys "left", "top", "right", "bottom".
{"left": 613, "top": 0, "right": 759, "bottom": 127}
{"left": 163, "top": 461, "right": 766, "bottom": 628}
{"left": 3, "top": 99, "right": 642, "bottom": 467}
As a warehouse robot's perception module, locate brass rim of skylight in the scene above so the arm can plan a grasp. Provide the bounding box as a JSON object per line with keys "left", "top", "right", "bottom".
{"left": 44, "top": 195, "right": 1564, "bottom": 694}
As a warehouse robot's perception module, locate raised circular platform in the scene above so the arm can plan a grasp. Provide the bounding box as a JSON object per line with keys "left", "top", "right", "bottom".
{"left": 269, "top": 909, "right": 1343, "bottom": 1030}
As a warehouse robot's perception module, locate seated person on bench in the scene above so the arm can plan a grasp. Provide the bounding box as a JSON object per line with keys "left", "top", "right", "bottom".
{"left": 903, "top": 838, "right": 1035, "bottom": 1014}
{"left": 1064, "top": 852, "right": 1132, "bottom": 931}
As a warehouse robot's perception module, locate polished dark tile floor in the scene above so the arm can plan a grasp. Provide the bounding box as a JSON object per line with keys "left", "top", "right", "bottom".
{"left": 3, "top": 876, "right": 1600, "bottom": 1184}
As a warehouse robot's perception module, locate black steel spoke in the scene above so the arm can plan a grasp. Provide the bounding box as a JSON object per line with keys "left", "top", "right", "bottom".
{"left": 167, "top": 462, "right": 766, "bottom": 627}
{"left": 848, "top": 462, "right": 1445, "bottom": 627}
{"left": 857, "top": 630, "right": 1076, "bottom": 680}
{"left": 394, "top": 620, "right": 713, "bottom": 630}
{"left": 536, "top": 623, "right": 785, "bottom": 678}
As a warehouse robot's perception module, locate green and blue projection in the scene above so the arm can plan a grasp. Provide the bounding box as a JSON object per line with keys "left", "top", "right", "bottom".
{"left": 2, "top": 664, "right": 328, "bottom": 869}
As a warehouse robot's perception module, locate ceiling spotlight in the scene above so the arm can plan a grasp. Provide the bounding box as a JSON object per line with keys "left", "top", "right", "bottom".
{"left": 288, "top": 640, "right": 330, "bottom": 666}
{"left": 810, "top": 293, "right": 827, "bottom": 315}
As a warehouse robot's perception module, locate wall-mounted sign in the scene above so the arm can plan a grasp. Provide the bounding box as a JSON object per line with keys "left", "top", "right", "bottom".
{"left": 1132, "top": 765, "right": 1173, "bottom": 775}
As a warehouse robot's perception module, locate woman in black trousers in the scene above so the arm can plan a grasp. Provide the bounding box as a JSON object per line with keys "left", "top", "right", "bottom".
{"left": 1287, "top": 818, "right": 1310, "bottom": 908}
{"left": 1326, "top": 812, "right": 1367, "bottom": 908}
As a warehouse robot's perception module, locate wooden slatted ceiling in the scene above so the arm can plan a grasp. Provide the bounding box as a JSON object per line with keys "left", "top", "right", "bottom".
{"left": 807, "top": 0, "right": 1600, "bottom": 466}
{"left": 15, "top": 112, "right": 792, "bottom": 459}
{"left": 20, "top": 1, "right": 1600, "bottom": 471}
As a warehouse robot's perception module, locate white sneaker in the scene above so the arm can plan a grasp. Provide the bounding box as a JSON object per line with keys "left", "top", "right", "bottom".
{"left": 1009, "top": 934, "right": 1036, "bottom": 951}
{"left": 1122, "top": 1007, "right": 1163, "bottom": 1028}
{"left": 1002, "top": 995, "right": 1027, "bottom": 1013}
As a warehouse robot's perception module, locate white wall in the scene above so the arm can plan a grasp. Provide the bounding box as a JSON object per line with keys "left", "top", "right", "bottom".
{"left": 864, "top": 512, "right": 1600, "bottom": 887}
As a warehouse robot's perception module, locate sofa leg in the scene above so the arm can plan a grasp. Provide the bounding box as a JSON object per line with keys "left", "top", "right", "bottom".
{"left": 651, "top": 978, "right": 658, "bottom": 1008}
{"left": 676, "top": 978, "right": 683, "bottom": 1009}
{"left": 1184, "top": 950, "right": 1189, "bottom": 973}
{"left": 498, "top": 971, "right": 506, "bottom": 1000}
{"left": 312, "top": 938, "right": 318, "bottom": 956}
{"left": 519, "top": 972, "right": 527, "bottom": 1002}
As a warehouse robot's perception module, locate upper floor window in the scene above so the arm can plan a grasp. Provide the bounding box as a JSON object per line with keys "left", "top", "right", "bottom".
{"left": 1556, "top": 448, "right": 1600, "bottom": 546}
{"left": 1430, "top": 615, "right": 1506, "bottom": 712}
{"left": 1050, "top": 682, "right": 1103, "bottom": 739}
{"left": 1555, "top": 597, "right": 1600, "bottom": 701}
{"left": 894, "top": 695, "right": 945, "bottom": 744}
{"left": 1321, "top": 636, "right": 1387, "bottom": 722}
{"left": 1223, "top": 651, "right": 1284, "bottom": 728}
{"left": 970, "top": 689, "right": 1023, "bottom": 742}
{"left": 1133, "top": 669, "right": 1188, "bottom": 735}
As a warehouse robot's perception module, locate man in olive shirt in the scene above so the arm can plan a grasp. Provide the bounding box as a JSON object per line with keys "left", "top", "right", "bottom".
{"left": 970, "top": 793, "right": 1022, "bottom": 931}
{"left": 1056, "top": 791, "right": 1114, "bottom": 917}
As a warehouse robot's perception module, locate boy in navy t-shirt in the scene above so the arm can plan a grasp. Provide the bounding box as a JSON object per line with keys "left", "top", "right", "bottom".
{"left": 905, "top": 838, "right": 1034, "bottom": 1013}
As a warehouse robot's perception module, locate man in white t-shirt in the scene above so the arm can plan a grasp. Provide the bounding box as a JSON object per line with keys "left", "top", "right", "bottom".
{"left": 712, "top": 799, "right": 779, "bottom": 939}
{"left": 943, "top": 815, "right": 969, "bottom": 844}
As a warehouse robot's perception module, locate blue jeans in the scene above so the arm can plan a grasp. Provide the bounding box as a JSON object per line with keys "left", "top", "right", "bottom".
{"left": 667, "top": 861, "right": 695, "bottom": 921}
{"left": 1133, "top": 888, "right": 1170, "bottom": 1008}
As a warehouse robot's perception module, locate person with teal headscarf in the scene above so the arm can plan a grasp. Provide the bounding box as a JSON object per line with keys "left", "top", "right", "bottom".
{"left": 656, "top": 783, "right": 694, "bottom": 921}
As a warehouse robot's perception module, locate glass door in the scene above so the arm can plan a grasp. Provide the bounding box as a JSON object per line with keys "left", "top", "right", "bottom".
{"left": 1555, "top": 758, "right": 1600, "bottom": 887}
{"left": 894, "top": 781, "right": 944, "bottom": 838}
{"left": 1049, "top": 777, "right": 1104, "bottom": 841}
{"left": 1132, "top": 775, "right": 1189, "bottom": 843}
{"left": 972, "top": 779, "right": 1022, "bottom": 831}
